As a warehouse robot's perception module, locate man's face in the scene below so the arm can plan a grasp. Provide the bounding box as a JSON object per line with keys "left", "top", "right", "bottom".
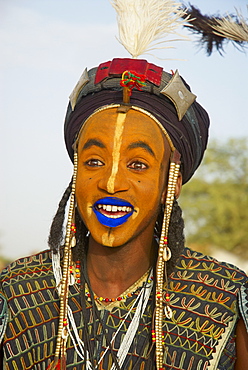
{"left": 75, "top": 107, "right": 171, "bottom": 247}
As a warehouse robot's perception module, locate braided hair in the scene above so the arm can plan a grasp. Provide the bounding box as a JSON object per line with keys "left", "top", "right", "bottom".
{"left": 48, "top": 180, "right": 72, "bottom": 253}
{"left": 155, "top": 199, "right": 185, "bottom": 275}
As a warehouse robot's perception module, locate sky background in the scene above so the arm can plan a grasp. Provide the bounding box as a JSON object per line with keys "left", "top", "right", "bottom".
{"left": 1, "top": 0, "right": 248, "bottom": 262}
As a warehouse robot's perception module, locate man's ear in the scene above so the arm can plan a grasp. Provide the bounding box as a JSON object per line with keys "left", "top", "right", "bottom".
{"left": 175, "top": 172, "right": 182, "bottom": 199}
{"left": 161, "top": 172, "right": 183, "bottom": 204}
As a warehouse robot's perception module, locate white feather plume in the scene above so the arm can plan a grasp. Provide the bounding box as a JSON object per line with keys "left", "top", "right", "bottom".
{"left": 110, "top": 0, "right": 188, "bottom": 58}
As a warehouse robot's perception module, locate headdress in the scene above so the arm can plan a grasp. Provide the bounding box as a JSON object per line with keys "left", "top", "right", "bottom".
{"left": 64, "top": 60, "right": 209, "bottom": 184}
{"left": 50, "top": 1, "right": 210, "bottom": 369}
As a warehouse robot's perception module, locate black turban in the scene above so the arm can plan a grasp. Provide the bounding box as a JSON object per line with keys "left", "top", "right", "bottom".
{"left": 64, "top": 60, "right": 210, "bottom": 184}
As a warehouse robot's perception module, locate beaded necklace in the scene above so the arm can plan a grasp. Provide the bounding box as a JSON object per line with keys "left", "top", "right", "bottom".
{"left": 69, "top": 260, "right": 153, "bottom": 304}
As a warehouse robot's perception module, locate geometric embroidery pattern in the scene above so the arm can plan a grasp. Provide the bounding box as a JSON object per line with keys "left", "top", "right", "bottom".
{"left": 0, "top": 248, "right": 247, "bottom": 369}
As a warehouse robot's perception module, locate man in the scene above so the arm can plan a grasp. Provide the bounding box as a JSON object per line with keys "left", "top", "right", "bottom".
{"left": 0, "top": 55, "right": 248, "bottom": 370}
{"left": 1, "top": 0, "right": 248, "bottom": 368}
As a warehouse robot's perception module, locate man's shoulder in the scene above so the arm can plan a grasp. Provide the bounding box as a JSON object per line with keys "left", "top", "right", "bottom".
{"left": 0, "top": 250, "right": 54, "bottom": 343}
{"left": 0, "top": 249, "right": 53, "bottom": 284}
{"left": 0, "top": 291, "right": 8, "bottom": 342}
{"left": 177, "top": 247, "right": 248, "bottom": 329}
{"left": 177, "top": 247, "right": 248, "bottom": 281}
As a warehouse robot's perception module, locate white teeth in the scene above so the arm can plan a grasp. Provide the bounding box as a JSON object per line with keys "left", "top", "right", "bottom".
{"left": 97, "top": 204, "right": 132, "bottom": 213}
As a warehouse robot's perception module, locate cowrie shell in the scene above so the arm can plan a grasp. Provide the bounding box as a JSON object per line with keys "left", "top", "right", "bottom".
{"left": 163, "top": 247, "right": 171, "bottom": 261}
{"left": 164, "top": 305, "right": 172, "bottom": 319}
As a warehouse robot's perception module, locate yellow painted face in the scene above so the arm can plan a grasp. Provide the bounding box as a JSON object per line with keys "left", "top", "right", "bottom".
{"left": 75, "top": 107, "right": 171, "bottom": 247}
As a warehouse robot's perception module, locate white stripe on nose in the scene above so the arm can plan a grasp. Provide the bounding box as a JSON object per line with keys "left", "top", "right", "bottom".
{"left": 107, "top": 113, "right": 126, "bottom": 193}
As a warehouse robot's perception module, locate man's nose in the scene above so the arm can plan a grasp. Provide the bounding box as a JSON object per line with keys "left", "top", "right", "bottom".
{"left": 98, "top": 165, "right": 129, "bottom": 194}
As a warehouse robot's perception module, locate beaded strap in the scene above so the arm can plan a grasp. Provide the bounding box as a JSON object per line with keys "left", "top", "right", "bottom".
{"left": 50, "top": 152, "right": 78, "bottom": 369}
{"left": 155, "top": 153, "right": 180, "bottom": 369}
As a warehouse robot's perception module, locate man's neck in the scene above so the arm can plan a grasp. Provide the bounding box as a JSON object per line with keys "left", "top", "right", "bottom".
{"left": 86, "top": 235, "right": 156, "bottom": 299}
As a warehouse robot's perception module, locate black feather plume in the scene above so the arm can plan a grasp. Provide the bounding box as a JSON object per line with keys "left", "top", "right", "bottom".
{"left": 181, "top": 3, "right": 247, "bottom": 56}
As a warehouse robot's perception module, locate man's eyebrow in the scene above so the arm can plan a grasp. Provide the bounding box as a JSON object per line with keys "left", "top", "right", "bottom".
{"left": 127, "top": 141, "right": 155, "bottom": 157}
{"left": 82, "top": 138, "right": 106, "bottom": 150}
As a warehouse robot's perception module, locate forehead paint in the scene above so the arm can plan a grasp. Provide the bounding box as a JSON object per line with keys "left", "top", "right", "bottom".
{"left": 102, "top": 232, "right": 115, "bottom": 247}
{"left": 107, "top": 113, "right": 126, "bottom": 193}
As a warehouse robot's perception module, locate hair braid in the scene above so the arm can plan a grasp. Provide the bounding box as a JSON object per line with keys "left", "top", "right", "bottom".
{"left": 167, "top": 199, "right": 185, "bottom": 275}
{"left": 48, "top": 180, "right": 72, "bottom": 253}
{"left": 72, "top": 208, "right": 88, "bottom": 262}
{"left": 155, "top": 199, "right": 185, "bottom": 275}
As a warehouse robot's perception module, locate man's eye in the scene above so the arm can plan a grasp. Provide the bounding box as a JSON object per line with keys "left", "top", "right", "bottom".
{"left": 85, "top": 159, "right": 104, "bottom": 167}
{"left": 128, "top": 161, "right": 148, "bottom": 170}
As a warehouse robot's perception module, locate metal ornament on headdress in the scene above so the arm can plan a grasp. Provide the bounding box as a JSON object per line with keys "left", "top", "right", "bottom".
{"left": 160, "top": 70, "right": 197, "bottom": 120}
{"left": 69, "top": 69, "right": 90, "bottom": 111}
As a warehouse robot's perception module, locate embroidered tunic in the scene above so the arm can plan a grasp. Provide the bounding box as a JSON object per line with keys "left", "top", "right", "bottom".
{"left": 0, "top": 248, "right": 247, "bottom": 370}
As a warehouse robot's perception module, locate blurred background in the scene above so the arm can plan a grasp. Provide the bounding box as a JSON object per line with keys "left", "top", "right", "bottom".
{"left": 1, "top": 0, "right": 248, "bottom": 271}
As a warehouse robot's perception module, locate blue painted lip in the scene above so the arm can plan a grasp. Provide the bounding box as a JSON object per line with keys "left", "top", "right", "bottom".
{"left": 93, "top": 197, "right": 134, "bottom": 227}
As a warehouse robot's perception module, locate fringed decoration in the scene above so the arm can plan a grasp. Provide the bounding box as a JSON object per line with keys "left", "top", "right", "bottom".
{"left": 119, "top": 70, "right": 147, "bottom": 104}
{"left": 109, "top": 270, "right": 153, "bottom": 370}
{"left": 211, "top": 10, "right": 248, "bottom": 43}
{"left": 111, "top": 0, "right": 189, "bottom": 58}
{"left": 46, "top": 358, "right": 60, "bottom": 370}
{"left": 120, "top": 71, "right": 147, "bottom": 94}
{"left": 155, "top": 150, "right": 181, "bottom": 369}
{"left": 51, "top": 151, "right": 78, "bottom": 369}
{"left": 182, "top": 4, "right": 248, "bottom": 55}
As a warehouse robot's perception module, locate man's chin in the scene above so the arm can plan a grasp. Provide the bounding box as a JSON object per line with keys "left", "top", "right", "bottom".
{"left": 90, "top": 229, "right": 137, "bottom": 249}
